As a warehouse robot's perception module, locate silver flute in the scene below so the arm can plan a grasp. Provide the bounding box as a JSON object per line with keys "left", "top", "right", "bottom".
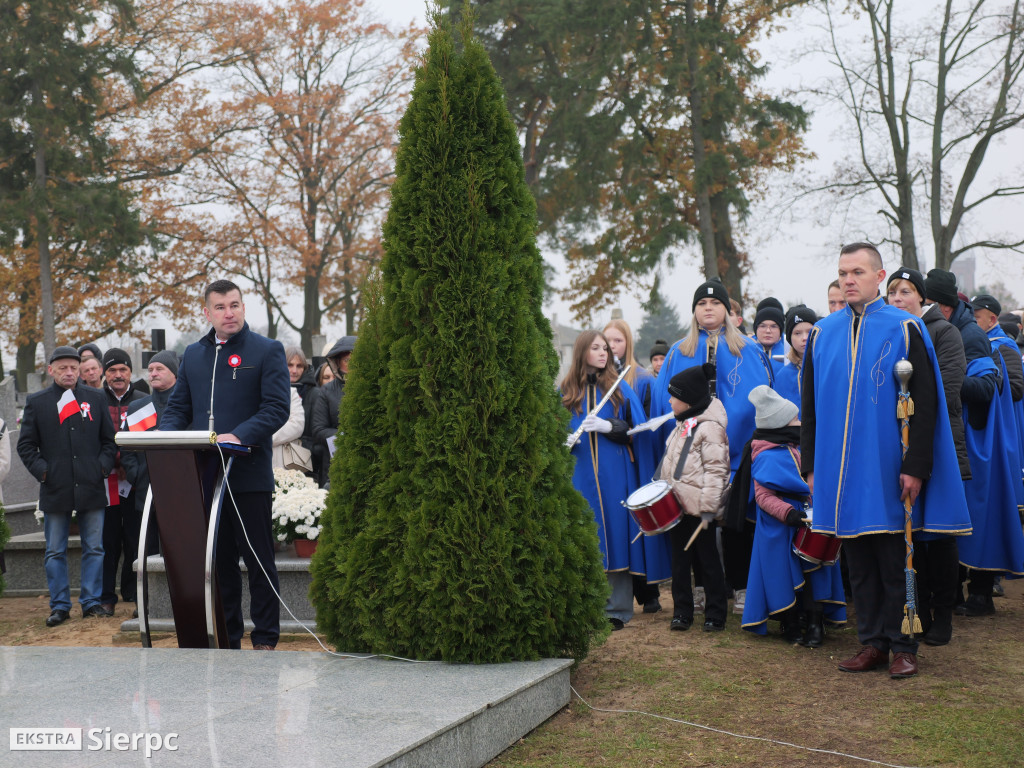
{"left": 565, "top": 365, "right": 631, "bottom": 448}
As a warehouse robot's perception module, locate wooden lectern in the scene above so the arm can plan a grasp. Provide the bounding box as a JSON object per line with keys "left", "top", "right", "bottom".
{"left": 115, "top": 431, "right": 251, "bottom": 649}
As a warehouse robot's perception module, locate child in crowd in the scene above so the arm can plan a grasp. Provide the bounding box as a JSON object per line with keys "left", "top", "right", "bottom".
{"left": 659, "top": 363, "right": 730, "bottom": 631}
{"left": 741, "top": 385, "right": 846, "bottom": 645}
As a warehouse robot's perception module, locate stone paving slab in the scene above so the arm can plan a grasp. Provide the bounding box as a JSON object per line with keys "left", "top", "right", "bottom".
{"left": 0, "top": 646, "right": 570, "bottom": 768}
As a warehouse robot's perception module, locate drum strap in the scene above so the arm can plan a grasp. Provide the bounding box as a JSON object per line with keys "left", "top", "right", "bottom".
{"left": 654, "top": 423, "right": 700, "bottom": 482}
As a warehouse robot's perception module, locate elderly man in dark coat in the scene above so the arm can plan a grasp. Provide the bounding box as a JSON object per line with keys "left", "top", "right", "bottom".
{"left": 17, "top": 346, "right": 117, "bottom": 626}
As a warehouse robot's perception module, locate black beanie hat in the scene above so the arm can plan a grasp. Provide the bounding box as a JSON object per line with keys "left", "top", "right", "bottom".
{"left": 999, "top": 312, "right": 1021, "bottom": 340}
{"left": 887, "top": 268, "right": 926, "bottom": 302}
{"left": 668, "top": 362, "right": 714, "bottom": 405}
{"left": 925, "top": 269, "right": 959, "bottom": 306}
{"left": 102, "top": 347, "right": 133, "bottom": 373}
{"left": 649, "top": 339, "right": 670, "bottom": 359}
{"left": 149, "top": 349, "right": 179, "bottom": 377}
{"left": 999, "top": 311, "right": 1020, "bottom": 326}
{"left": 692, "top": 278, "right": 730, "bottom": 313}
{"left": 756, "top": 297, "right": 784, "bottom": 314}
{"left": 753, "top": 306, "right": 785, "bottom": 335}
{"left": 785, "top": 305, "right": 819, "bottom": 344}
{"left": 971, "top": 294, "right": 1001, "bottom": 317}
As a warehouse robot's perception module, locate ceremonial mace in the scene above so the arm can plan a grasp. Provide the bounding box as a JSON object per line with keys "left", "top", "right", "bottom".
{"left": 895, "top": 359, "right": 923, "bottom": 636}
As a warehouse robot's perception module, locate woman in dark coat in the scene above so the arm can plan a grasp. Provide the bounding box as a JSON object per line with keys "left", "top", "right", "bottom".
{"left": 310, "top": 336, "right": 357, "bottom": 486}
{"left": 887, "top": 268, "right": 967, "bottom": 646}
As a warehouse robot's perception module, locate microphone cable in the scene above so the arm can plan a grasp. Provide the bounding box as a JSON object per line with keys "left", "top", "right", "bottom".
{"left": 212, "top": 444, "right": 436, "bottom": 664}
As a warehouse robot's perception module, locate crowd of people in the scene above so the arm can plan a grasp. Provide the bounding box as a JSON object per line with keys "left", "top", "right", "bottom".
{"left": 14, "top": 254, "right": 1024, "bottom": 675}
{"left": 563, "top": 242, "right": 1024, "bottom": 680}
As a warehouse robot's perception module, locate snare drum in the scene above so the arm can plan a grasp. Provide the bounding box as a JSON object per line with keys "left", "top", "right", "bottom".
{"left": 623, "top": 480, "right": 682, "bottom": 535}
{"left": 792, "top": 525, "right": 842, "bottom": 566}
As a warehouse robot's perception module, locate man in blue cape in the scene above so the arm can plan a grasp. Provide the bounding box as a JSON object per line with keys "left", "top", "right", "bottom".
{"left": 801, "top": 244, "right": 972, "bottom": 680}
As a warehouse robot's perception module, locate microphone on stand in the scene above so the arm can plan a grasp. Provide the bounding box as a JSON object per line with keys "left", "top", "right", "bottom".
{"left": 209, "top": 343, "right": 223, "bottom": 434}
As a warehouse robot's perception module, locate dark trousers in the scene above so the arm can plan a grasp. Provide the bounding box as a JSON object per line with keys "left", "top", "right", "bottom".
{"left": 632, "top": 574, "right": 660, "bottom": 605}
{"left": 913, "top": 537, "right": 959, "bottom": 628}
{"left": 722, "top": 520, "right": 754, "bottom": 591}
{"left": 966, "top": 569, "right": 996, "bottom": 597}
{"left": 843, "top": 533, "right": 918, "bottom": 655}
{"left": 216, "top": 491, "right": 280, "bottom": 648}
{"left": 101, "top": 495, "right": 141, "bottom": 604}
{"left": 670, "top": 517, "right": 728, "bottom": 623}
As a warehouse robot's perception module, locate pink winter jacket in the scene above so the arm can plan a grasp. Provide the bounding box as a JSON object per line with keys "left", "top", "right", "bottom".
{"left": 658, "top": 398, "right": 730, "bottom": 519}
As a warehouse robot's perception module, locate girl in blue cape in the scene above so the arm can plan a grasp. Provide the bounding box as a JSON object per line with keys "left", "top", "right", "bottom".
{"left": 741, "top": 386, "right": 846, "bottom": 645}
{"left": 774, "top": 306, "right": 818, "bottom": 413}
{"left": 605, "top": 317, "right": 662, "bottom": 615}
{"left": 753, "top": 303, "right": 787, "bottom": 377}
{"left": 562, "top": 330, "right": 670, "bottom": 631}
{"left": 604, "top": 319, "right": 655, "bottom": 418}
{"left": 650, "top": 279, "right": 775, "bottom": 617}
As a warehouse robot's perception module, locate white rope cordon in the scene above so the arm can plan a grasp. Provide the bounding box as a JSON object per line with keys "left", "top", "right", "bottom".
{"left": 570, "top": 685, "right": 923, "bottom": 768}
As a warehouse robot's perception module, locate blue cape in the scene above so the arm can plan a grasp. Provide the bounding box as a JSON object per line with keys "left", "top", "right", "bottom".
{"left": 567, "top": 380, "right": 671, "bottom": 581}
{"left": 650, "top": 330, "right": 774, "bottom": 472}
{"left": 632, "top": 366, "right": 654, "bottom": 419}
{"left": 988, "top": 327, "right": 1024, "bottom": 513}
{"left": 774, "top": 360, "right": 802, "bottom": 414}
{"left": 741, "top": 444, "right": 846, "bottom": 634}
{"left": 957, "top": 354, "right": 1024, "bottom": 575}
{"left": 806, "top": 297, "right": 972, "bottom": 538}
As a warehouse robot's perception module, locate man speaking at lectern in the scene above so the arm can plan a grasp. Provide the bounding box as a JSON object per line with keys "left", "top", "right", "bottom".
{"left": 161, "top": 279, "right": 290, "bottom": 650}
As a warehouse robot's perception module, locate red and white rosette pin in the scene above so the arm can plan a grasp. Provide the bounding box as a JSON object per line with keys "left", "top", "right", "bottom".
{"left": 228, "top": 354, "right": 242, "bottom": 369}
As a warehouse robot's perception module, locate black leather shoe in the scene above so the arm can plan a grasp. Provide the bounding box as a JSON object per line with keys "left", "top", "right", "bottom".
{"left": 703, "top": 620, "right": 725, "bottom": 632}
{"left": 609, "top": 618, "right": 625, "bottom": 631}
{"left": 923, "top": 608, "right": 952, "bottom": 646}
{"left": 45, "top": 609, "right": 70, "bottom": 627}
{"left": 961, "top": 594, "right": 996, "bottom": 616}
{"left": 799, "top": 613, "right": 825, "bottom": 648}
{"left": 643, "top": 598, "right": 663, "bottom": 614}
{"left": 670, "top": 616, "right": 692, "bottom": 631}
{"left": 780, "top": 608, "right": 802, "bottom": 643}
{"left": 83, "top": 604, "right": 114, "bottom": 618}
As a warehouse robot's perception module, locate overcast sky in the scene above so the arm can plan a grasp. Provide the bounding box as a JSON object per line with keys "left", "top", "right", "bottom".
{"left": 16, "top": 0, "right": 1018, "bottom": 363}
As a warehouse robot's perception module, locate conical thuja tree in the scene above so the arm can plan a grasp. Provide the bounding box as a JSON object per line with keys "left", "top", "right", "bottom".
{"left": 309, "top": 13, "right": 609, "bottom": 663}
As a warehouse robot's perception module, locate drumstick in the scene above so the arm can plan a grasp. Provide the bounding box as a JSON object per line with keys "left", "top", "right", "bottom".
{"left": 683, "top": 518, "right": 708, "bottom": 551}
{"left": 631, "top": 530, "right": 644, "bottom": 544}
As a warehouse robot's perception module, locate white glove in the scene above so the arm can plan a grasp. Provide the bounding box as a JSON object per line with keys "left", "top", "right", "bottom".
{"left": 700, "top": 513, "right": 715, "bottom": 525}
{"left": 581, "top": 415, "right": 613, "bottom": 434}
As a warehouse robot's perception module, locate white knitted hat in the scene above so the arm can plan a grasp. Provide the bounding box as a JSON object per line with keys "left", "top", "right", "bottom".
{"left": 748, "top": 385, "right": 799, "bottom": 429}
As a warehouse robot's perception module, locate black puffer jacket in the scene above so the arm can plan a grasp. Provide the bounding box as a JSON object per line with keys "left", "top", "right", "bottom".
{"left": 949, "top": 300, "right": 999, "bottom": 430}
{"left": 922, "top": 304, "right": 970, "bottom": 480}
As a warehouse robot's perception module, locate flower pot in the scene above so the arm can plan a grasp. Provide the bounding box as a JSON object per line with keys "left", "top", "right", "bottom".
{"left": 293, "top": 539, "right": 318, "bottom": 558}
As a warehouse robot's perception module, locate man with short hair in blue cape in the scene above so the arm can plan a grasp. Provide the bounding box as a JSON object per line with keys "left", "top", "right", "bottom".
{"left": 801, "top": 244, "right": 972, "bottom": 680}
